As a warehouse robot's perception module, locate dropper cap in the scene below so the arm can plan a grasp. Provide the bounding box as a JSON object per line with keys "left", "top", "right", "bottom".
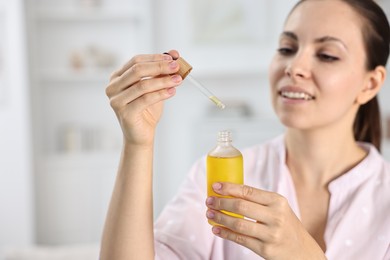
{"left": 176, "top": 57, "right": 193, "bottom": 79}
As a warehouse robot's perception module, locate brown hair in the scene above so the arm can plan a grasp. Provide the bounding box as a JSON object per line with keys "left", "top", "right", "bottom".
{"left": 291, "top": 0, "right": 390, "bottom": 151}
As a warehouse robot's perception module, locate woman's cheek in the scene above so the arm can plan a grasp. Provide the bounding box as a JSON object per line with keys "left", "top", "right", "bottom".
{"left": 268, "top": 59, "right": 284, "bottom": 103}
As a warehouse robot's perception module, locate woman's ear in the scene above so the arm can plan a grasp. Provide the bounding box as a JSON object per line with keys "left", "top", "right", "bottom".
{"left": 356, "top": 66, "right": 386, "bottom": 105}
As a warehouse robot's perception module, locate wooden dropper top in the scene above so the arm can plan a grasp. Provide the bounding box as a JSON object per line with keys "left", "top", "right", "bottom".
{"left": 175, "top": 57, "right": 193, "bottom": 79}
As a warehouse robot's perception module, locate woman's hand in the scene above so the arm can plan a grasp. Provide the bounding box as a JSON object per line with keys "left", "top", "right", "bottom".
{"left": 205, "top": 182, "right": 326, "bottom": 260}
{"left": 105, "top": 50, "right": 182, "bottom": 146}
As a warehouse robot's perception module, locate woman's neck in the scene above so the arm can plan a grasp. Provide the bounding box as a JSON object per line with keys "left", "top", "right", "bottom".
{"left": 284, "top": 128, "right": 367, "bottom": 188}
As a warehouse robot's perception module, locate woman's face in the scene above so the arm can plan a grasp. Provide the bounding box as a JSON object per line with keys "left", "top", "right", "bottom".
{"left": 269, "top": 0, "right": 370, "bottom": 131}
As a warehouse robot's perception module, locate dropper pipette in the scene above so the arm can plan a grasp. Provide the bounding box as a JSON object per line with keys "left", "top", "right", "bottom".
{"left": 176, "top": 57, "right": 226, "bottom": 110}
{"left": 186, "top": 74, "right": 226, "bottom": 109}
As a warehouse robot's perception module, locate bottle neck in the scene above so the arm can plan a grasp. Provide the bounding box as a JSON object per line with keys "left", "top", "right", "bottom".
{"left": 217, "top": 130, "right": 232, "bottom": 145}
{"left": 208, "top": 130, "right": 241, "bottom": 157}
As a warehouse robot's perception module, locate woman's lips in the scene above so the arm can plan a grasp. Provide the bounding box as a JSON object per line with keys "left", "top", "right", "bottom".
{"left": 279, "top": 90, "right": 315, "bottom": 100}
{"left": 278, "top": 86, "right": 315, "bottom": 101}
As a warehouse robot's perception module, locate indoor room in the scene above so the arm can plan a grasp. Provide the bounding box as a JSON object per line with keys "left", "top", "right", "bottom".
{"left": 1, "top": 0, "right": 390, "bottom": 259}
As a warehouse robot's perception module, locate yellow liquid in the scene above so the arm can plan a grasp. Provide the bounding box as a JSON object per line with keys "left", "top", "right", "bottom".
{"left": 209, "top": 96, "right": 226, "bottom": 109}
{"left": 207, "top": 155, "right": 243, "bottom": 225}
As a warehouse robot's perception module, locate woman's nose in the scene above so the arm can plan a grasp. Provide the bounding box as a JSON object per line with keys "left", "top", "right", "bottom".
{"left": 284, "top": 51, "right": 311, "bottom": 79}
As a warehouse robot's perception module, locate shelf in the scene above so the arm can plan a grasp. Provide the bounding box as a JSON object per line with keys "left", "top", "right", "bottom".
{"left": 33, "top": 7, "right": 145, "bottom": 22}
{"left": 38, "top": 68, "right": 112, "bottom": 83}
{"left": 40, "top": 150, "right": 121, "bottom": 170}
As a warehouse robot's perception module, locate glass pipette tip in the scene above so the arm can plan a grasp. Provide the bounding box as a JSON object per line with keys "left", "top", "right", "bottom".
{"left": 186, "top": 75, "right": 226, "bottom": 109}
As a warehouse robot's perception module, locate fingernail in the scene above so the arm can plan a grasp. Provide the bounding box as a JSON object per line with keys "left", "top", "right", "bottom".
{"left": 167, "top": 87, "right": 176, "bottom": 95}
{"left": 163, "top": 55, "right": 172, "bottom": 61}
{"left": 169, "top": 61, "right": 178, "bottom": 69}
{"left": 171, "top": 75, "right": 181, "bottom": 83}
{"left": 206, "top": 210, "right": 215, "bottom": 219}
{"left": 206, "top": 197, "right": 214, "bottom": 205}
{"left": 212, "top": 182, "right": 222, "bottom": 191}
{"left": 212, "top": 226, "right": 221, "bottom": 234}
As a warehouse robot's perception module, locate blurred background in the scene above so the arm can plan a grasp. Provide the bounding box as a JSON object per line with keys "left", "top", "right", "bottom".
{"left": 1, "top": 0, "right": 390, "bottom": 259}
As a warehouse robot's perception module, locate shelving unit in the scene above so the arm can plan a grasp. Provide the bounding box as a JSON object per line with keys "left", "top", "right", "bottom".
{"left": 33, "top": 7, "right": 145, "bottom": 22}
{"left": 25, "top": 0, "right": 153, "bottom": 244}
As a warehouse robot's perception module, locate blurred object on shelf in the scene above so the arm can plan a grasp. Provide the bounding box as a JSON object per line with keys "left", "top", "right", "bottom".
{"left": 70, "top": 51, "right": 84, "bottom": 71}
{"left": 69, "top": 45, "right": 117, "bottom": 72}
{"left": 86, "top": 45, "right": 116, "bottom": 68}
{"left": 57, "top": 124, "right": 120, "bottom": 154}
{"left": 58, "top": 124, "right": 83, "bottom": 153}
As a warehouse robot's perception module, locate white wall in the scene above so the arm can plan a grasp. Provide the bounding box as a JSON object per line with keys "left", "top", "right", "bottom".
{"left": 0, "top": 0, "right": 34, "bottom": 246}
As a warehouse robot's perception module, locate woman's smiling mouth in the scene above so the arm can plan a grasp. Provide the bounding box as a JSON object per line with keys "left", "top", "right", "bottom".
{"left": 279, "top": 91, "right": 315, "bottom": 100}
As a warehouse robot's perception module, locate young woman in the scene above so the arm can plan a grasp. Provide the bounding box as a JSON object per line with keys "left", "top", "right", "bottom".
{"left": 100, "top": 0, "right": 390, "bottom": 259}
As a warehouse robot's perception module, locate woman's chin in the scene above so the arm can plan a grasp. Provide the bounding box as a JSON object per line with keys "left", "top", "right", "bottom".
{"left": 277, "top": 115, "right": 310, "bottom": 130}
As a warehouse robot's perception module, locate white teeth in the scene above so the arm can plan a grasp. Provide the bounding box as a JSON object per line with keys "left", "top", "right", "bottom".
{"left": 280, "top": 91, "right": 313, "bottom": 100}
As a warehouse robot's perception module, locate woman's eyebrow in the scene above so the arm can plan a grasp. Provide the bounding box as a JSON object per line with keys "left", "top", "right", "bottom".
{"left": 280, "top": 31, "right": 348, "bottom": 50}
{"left": 280, "top": 31, "right": 298, "bottom": 41}
{"left": 314, "top": 36, "right": 348, "bottom": 50}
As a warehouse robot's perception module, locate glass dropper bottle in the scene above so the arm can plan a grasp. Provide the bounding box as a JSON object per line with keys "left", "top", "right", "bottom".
{"left": 207, "top": 130, "right": 244, "bottom": 225}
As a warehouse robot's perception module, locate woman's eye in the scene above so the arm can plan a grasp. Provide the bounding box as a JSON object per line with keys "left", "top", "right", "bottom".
{"left": 277, "top": 47, "right": 295, "bottom": 56}
{"left": 318, "top": 53, "right": 339, "bottom": 62}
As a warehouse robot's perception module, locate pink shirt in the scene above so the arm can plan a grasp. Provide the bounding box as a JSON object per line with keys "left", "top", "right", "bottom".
{"left": 154, "top": 135, "right": 390, "bottom": 259}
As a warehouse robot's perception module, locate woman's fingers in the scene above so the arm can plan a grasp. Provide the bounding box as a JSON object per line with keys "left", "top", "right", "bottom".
{"left": 110, "top": 75, "right": 182, "bottom": 113}
{"left": 211, "top": 182, "right": 284, "bottom": 206}
{"left": 206, "top": 183, "right": 291, "bottom": 226}
{"left": 206, "top": 209, "right": 286, "bottom": 258}
{"left": 212, "top": 225, "right": 262, "bottom": 253}
{"left": 107, "top": 59, "right": 180, "bottom": 98}
{"left": 165, "top": 49, "right": 180, "bottom": 60}
{"left": 206, "top": 196, "right": 273, "bottom": 225}
{"left": 110, "top": 53, "right": 173, "bottom": 79}
{"left": 206, "top": 209, "right": 271, "bottom": 241}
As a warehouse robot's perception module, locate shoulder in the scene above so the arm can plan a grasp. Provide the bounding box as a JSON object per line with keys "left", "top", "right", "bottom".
{"left": 363, "top": 143, "right": 390, "bottom": 181}
{"left": 359, "top": 143, "right": 390, "bottom": 198}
